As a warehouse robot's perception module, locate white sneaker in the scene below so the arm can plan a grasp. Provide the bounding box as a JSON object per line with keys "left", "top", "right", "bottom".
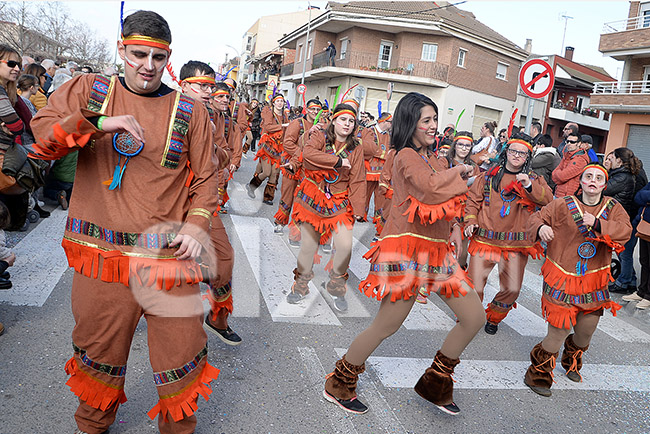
{"left": 635, "top": 299, "right": 650, "bottom": 309}
{"left": 274, "top": 223, "right": 284, "bottom": 234}
{"left": 622, "top": 292, "right": 643, "bottom": 302}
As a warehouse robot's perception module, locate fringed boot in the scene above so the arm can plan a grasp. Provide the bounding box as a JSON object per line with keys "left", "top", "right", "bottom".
{"left": 323, "top": 355, "right": 368, "bottom": 414}
{"left": 484, "top": 300, "right": 515, "bottom": 335}
{"left": 561, "top": 334, "right": 588, "bottom": 383}
{"left": 262, "top": 182, "right": 277, "bottom": 205}
{"left": 287, "top": 268, "right": 313, "bottom": 304}
{"left": 414, "top": 350, "right": 461, "bottom": 415}
{"left": 324, "top": 271, "right": 349, "bottom": 312}
{"left": 524, "top": 342, "right": 558, "bottom": 397}
{"left": 247, "top": 174, "right": 262, "bottom": 198}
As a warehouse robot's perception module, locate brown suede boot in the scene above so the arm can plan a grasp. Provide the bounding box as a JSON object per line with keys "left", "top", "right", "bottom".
{"left": 524, "top": 342, "right": 558, "bottom": 397}
{"left": 287, "top": 268, "right": 313, "bottom": 304}
{"left": 247, "top": 174, "right": 262, "bottom": 198}
{"left": 323, "top": 355, "right": 368, "bottom": 414}
{"left": 262, "top": 182, "right": 277, "bottom": 204}
{"left": 414, "top": 350, "right": 461, "bottom": 415}
{"left": 561, "top": 334, "right": 588, "bottom": 383}
{"left": 325, "top": 271, "right": 349, "bottom": 312}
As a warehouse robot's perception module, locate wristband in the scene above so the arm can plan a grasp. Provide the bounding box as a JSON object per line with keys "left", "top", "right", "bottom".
{"left": 97, "top": 116, "right": 108, "bottom": 131}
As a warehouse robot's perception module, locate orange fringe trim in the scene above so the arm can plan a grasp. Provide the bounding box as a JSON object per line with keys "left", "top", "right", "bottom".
{"left": 468, "top": 239, "right": 544, "bottom": 262}
{"left": 541, "top": 296, "right": 621, "bottom": 330}
{"left": 360, "top": 235, "right": 472, "bottom": 302}
{"left": 208, "top": 294, "right": 233, "bottom": 319}
{"left": 65, "top": 357, "right": 127, "bottom": 412}
{"left": 541, "top": 259, "right": 613, "bottom": 295}
{"left": 31, "top": 120, "right": 92, "bottom": 160}
{"left": 587, "top": 234, "right": 625, "bottom": 255}
{"left": 485, "top": 303, "right": 516, "bottom": 325}
{"left": 62, "top": 238, "right": 203, "bottom": 290}
{"left": 254, "top": 146, "right": 281, "bottom": 168}
{"left": 385, "top": 188, "right": 394, "bottom": 200}
{"left": 273, "top": 208, "right": 290, "bottom": 226}
{"left": 147, "top": 363, "right": 220, "bottom": 423}
{"left": 401, "top": 194, "right": 467, "bottom": 225}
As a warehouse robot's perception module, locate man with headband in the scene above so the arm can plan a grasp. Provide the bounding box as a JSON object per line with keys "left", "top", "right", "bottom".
{"left": 179, "top": 62, "right": 242, "bottom": 347}
{"left": 273, "top": 98, "right": 322, "bottom": 236}
{"left": 464, "top": 132, "right": 553, "bottom": 335}
{"left": 525, "top": 163, "right": 631, "bottom": 397}
{"left": 30, "top": 11, "right": 219, "bottom": 434}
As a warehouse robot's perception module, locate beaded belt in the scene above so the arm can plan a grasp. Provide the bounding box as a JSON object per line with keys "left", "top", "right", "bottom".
{"left": 543, "top": 282, "right": 610, "bottom": 305}
{"left": 477, "top": 228, "right": 527, "bottom": 241}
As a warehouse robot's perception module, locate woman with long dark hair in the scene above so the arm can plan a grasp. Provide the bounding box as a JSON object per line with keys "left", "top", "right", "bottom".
{"left": 323, "top": 92, "right": 482, "bottom": 416}
{"left": 464, "top": 132, "right": 553, "bottom": 335}
{"left": 288, "top": 103, "right": 366, "bottom": 312}
{"left": 605, "top": 147, "right": 644, "bottom": 294}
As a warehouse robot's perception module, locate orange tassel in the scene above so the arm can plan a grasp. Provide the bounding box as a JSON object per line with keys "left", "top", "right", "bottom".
{"left": 541, "top": 259, "right": 612, "bottom": 295}
{"left": 147, "top": 363, "right": 220, "bottom": 423}
{"left": 541, "top": 296, "right": 621, "bottom": 329}
{"left": 273, "top": 207, "right": 290, "bottom": 226}
{"left": 587, "top": 234, "right": 625, "bottom": 254}
{"left": 401, "top": 194, "right": 467, "bottom": 225}
{"left": 65, "top": 357, "right": 127, "bottom": 412}
{"left": 468, "top": 239, "right": 544, "bottom": 262}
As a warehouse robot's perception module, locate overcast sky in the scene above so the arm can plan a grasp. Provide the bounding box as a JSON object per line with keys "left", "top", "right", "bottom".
{"left": 64, "top": 0, "right": 628, "bottom": 79}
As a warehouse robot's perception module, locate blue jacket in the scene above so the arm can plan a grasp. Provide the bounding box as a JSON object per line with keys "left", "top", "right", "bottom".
{"left": 633, "top": 181, "right": 650, "bottom": 226}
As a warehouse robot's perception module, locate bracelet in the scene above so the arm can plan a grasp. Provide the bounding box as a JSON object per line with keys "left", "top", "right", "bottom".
{"left": 97, "top": 116, "right": 107, "bottom": 131}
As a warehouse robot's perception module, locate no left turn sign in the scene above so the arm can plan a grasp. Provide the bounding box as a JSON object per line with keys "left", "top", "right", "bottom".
{"left": 518, "top": 59, "right": 555, "bottom": 99}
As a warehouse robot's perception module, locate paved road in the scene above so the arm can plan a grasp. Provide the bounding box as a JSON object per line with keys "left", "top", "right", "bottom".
{"left": 1, "top": 154, "right": 649, "bottom": 434}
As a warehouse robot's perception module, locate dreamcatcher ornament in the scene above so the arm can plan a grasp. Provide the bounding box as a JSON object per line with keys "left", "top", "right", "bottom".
{"left": 576, "top": 241, "right": 596, "bottom": 276}
{"left": 499, "top": 189, "right": 516, "bottom": 217}
{"left": 106, "top": 132, "right": 144, "bottom": 190}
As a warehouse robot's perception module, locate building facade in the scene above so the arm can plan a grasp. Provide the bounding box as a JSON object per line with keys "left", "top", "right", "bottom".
{"left": 590, "top": 0, "right": 650, "bottom": 164}
{"left": 278, "top": 1, "right": 529, "bottom": 137}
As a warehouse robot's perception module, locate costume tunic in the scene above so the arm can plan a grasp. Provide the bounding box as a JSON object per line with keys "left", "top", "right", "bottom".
{"left": 360, "top": 147, "right": 471, "bottom": 302}
{"left": 375, "top": 148, "right": 395, "bottom": 235}
{"left": 274, "top": 117, "right": 308, "bottom": 225}
{"left": 361, "top": 125, "right": 390, "bottom": 220}
{"left": 291, "top": 131, "right": 366, "bottom": 244}
{"left": 254, "top": 105, "right": 287, "bottom": 168}
{"left": 30, "top": 74, "right": 220, "bottom": 426}
{"left": 528, "top": 195, "right": 631, "bottom": 328}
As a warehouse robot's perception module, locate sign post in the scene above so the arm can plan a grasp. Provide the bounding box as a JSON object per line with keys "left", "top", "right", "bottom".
{"left": 386, "top": 82, "right": 394, "bottom": 113}
{"left": 518, "top": 59, "right": 555, "bottom": 135}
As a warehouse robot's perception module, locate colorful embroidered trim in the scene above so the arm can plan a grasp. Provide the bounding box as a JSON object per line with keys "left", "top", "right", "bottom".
{"left": 210, "top": 281, "right": 232, "bottom": 300}
{"left": 153, "top": 346, "right": 208, "bottom": 386}
{"left": 477, "top": 228, "right": 528, "bottom": 241}
{"left": 87, "top": 74, "right": 115, "bottom": 114}
{"left": 489, "top": 300, "right": 514, "bottom": 309}
{"left": 295, "top": 191, "right": 349, "bottom": 216}
{"left": 325, "top": 140, "right": 350, "bottom": 159}
{"left": 161, "top": 93, "right": 194, "bottom": 169}
{"left": 543, "top": 282, "right": 610, "bottom": 305}
{"left": 370, "top": 261, "right": 456, "bottom": 275}
{"left": 73, "top": 343, "right": 127, "bottom": 377}
{"left": 66, "top": 217, "right": 176, "bottom": 249}
{"left": 564, "top": 196, "right": 615, "bottom": 238}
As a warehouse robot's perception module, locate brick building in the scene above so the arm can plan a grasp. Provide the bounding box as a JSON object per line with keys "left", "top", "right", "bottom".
{"left": 278, "top": 1, "right": 528, "bottom": 136}
{"left": 590, "top": 0, "right": 650, "bottom": 165}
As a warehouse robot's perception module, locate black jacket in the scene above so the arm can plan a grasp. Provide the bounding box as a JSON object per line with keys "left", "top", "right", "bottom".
{"left": 606, "top": 166, "right": 636, "bottom": 218}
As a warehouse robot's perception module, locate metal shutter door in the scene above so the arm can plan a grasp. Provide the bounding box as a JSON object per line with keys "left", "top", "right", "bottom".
{"left": 627, "top": 125, "right": 650, "bottom": 169}
{"left": 365, "top": 88, "right": 406, "bottom": 117}
{"left": 472, "top": 105, "right": 502, "bottom": 138}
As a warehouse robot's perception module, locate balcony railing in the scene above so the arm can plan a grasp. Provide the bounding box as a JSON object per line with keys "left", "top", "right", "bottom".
{"left": 310, "top": 51, "right": 449, "bottom": 81}
{"left": 593, "top": 80, "right": 650, "bottom": 94}
{"left": 602, "top": 15, "right": 650, "bottom": 34}
{"left": 280, "top": 63, "right": 294, "bottom": 77}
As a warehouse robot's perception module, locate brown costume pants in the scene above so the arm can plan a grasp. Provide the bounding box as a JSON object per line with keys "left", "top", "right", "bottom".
{"left": 275, "top": 175, "right": 300, "bottom": 227}
{"left": 206, "top": 214, "right": 235, "bottom": 323}
{"left": 69, "top": 272, "right": 214, "bottom": 434}
{"left": 468, "top": 252, "right": 528, "bottom": 325}
{"left": 251, "top": 159, "right": 280, "bottom": 199}
{"left": 364, "top": 180, "right": 385, "bottom": 222}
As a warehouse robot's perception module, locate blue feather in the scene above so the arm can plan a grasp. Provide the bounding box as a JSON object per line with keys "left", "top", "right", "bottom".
{"left": 378, "top": 101, "right": 382, "bottom": 118}
{"left": 324, "top": 99, "right": 329, "bottom": 109}
{"left": 120, "top": 1, "right": 125, "bottom": 32}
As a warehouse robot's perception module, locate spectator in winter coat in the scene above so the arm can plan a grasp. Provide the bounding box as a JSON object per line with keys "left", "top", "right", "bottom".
{"left": 621, "top": 181, "right": 650, "bottom": 309}
{"left": 579, "top": 134, "right": 599, "bottom": 163}
{"left": 552, "top": 132, "right": 590, "bottom": 197}
{"left": 531, "top": 134, "right": 560, "bottom": 192}
{"left": 605, "top": 148, "right": 643, "bottom": 294}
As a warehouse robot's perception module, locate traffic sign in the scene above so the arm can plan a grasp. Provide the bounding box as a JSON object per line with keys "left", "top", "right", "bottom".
{"left": 387, "top": 82, "right": 394, "bottom": 101}
{"left": 518, "top": 59, "right": 555, "bottom": 99}
{"left": 297, "top": 84, "right": 307, "bottom": 95}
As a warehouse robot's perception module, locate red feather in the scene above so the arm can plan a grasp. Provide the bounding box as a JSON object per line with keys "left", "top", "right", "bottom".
{"left": 165, "top": 63, "right": 179, "bottom": 84}
{"left": 507, "top": 108, "right": 518, "bottom": 138}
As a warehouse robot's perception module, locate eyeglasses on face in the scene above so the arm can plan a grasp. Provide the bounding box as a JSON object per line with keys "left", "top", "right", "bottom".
{"left": 1, "top": 60, "right": 20, "bottom": 69}
{"left": 507, "top": 149, "right": 528, "bottom": 158}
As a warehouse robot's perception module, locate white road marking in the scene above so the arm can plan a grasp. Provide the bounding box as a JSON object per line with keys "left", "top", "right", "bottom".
{"left": 231, "top": 215, "right": 341, "bottom": 325}
{"left": 0, "top": 209, "right": 68, "bottom": 307}
{"left": 298, "top": 347, "right": 359, "bottom": 434}
{"left": 595, "top": 313, "right": 650, "bottom": 343}
{"left": 358, "top": 354, "right": 650, "bottom": 392}
{"left": 483, "top": 283, "right": 548, "bottom": 337}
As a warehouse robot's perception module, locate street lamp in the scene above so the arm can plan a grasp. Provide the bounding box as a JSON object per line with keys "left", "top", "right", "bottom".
{"left": 301, "top": 2, "right": 312, "bottom": 85}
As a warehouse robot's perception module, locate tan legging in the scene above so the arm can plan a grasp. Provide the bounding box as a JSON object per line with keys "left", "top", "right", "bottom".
{"left": 541, "top": 311, "right": 601, "bottom": 353}
{"left": 346, "top": 285, "right": 485, "bottom": 366}
{"left": 297, "top": 222, "right": 353, "bottom": 276}
{"left": 254, "top": 159, "right": 280, "bottom": 186}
